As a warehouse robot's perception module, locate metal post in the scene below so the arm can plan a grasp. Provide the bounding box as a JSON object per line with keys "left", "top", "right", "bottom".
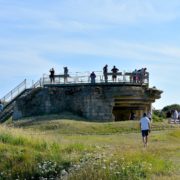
{"left": 25, "top": 79, "right": 27, "bottom": 89}
{"left": 11, "top": 91, "right": 13, "bottom": 101}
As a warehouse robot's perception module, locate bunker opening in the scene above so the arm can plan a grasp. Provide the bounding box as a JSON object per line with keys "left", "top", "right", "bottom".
{"left": 112, "top": 106, "right": 145, "bottom": 121}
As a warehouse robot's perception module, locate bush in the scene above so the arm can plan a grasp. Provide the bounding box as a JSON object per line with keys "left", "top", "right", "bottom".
{"left": 152, "top": 110, "right": 165, "bottom": 122}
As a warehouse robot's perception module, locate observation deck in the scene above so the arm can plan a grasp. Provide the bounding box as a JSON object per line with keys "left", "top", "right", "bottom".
{"left": 40, "top": 71, "right": 149, "bottom": 87}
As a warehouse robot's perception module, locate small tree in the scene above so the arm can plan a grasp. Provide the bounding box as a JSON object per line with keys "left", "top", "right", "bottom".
{"left": 152, "top": 110, "right": 166, "bottom": 122}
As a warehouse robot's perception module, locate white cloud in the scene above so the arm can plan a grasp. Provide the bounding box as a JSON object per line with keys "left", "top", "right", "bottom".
{"left": 52, "top": 0, "right": 180, "bottom": 24}
{"left": 35, "top": 39, "right": 180, "bottom": 63}
{"left": 1, "top": 37, "right": 180, "bottom": 64}
{"left": 0, "top": 50, "right": 61, "bottom": 77}
{"left": 0, "top": 0, "right": 180, "bottom": 32}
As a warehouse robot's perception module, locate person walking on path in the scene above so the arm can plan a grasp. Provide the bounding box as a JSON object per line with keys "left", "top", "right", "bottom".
{"left": 140, "top": 113, "right": 151, "bottom": 148}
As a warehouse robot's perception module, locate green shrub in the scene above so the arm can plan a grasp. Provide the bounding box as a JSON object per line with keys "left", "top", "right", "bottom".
{"left": 152, "top": 113, "right": 164, "bottom": 122}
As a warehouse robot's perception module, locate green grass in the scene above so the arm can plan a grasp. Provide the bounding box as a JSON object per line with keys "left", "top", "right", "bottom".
{"left": 0, "top": 116, "right": 179, "bottom": 179}
{"left": 12, "top": 115, "right": 178, "bottom": 135}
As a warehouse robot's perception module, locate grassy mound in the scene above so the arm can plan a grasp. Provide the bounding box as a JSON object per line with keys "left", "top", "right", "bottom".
{"left": 11, "top": 115, "right": 178, "bottom": 135}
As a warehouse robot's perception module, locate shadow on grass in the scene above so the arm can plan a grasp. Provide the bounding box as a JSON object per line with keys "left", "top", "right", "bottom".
{"left": 11, "top": 111, "right": 113, "bottom": 128}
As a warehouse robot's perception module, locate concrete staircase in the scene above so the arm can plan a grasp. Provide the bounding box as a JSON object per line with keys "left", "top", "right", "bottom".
{"left": 0, "top": 79, "right": 42, "bottom": 123}
{"left": 0, "top": 89, "right": 32, "bottom": 123}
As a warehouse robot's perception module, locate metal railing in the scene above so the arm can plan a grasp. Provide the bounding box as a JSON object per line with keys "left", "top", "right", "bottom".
{"left": 41, "top": 71, "right": 149, "bottom": 85}
{"left": 0, "top": 79, "right": 27, "bottom": 104}
{"left": 0, "top": 78, "right": 44, "bottom": 122}
{"left": 31, "top": 78, "right": 43, "bottom": 89}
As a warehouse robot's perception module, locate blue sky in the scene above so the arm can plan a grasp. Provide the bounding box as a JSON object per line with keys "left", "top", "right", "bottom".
{"left": 0, "top": 0, "right": 180, "bottom": 109}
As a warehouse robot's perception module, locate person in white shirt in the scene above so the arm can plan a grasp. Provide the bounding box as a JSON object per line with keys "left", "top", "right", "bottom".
{"left": 173, "top": 109, "right": 178, "bottom": 123}
{"left": 147, "top": 111, "right": 152, "bottom": 121}
{"left": 140, "top": 113, "right": 151, "bottom": 147}
{"left": 178, "top": 111, "right": 180, "bottom": 120}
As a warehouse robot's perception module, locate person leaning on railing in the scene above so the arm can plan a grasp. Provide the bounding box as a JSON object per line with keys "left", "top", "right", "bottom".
{"left": 111, "top": 65, "right": 119, "bottom": 82}
{"left": 140, "top": 68, "right": 147, "bottom": 84}
{"left": 64, "top": 67, "right": 69, "bottom": 83}
{"left": 136, "top": 68, "right": 147, "bottom": 84}
{"left": 132, "top": 69, "right": 138, "bottom": 83}
{"left": 90, "top": 72, "right": 96, "bottom": 83}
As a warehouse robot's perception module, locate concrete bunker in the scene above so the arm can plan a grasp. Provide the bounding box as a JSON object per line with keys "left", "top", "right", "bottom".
{"left": 13, "top": 84, "right": 162, "bottom": 121}
{"left": 10, "top": 70, "right": 162, "bottom": 122}
{"left": 0, "top": 69, "right": 163, "bottom": 122}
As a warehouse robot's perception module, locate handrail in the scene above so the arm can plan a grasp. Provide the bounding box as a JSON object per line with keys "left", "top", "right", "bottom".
{"left": 0, "top": 79, "right": 27, "bottom": 104}
{"left": 31, "top": 78, "right": 43, "bottom": 89}
{"left": 1, "top": 78, "right": 42, "bottom": 103}
{"left": 41, "top": 71, "right": 149, "bottom": 85}
{"left": 0, "top": 78, "right": 43, "bottom": 122}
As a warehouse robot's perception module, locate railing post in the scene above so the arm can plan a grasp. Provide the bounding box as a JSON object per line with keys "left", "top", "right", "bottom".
{"left": 43, "top": 77, "right": 44, "bottom": 86}
{"left": 25, "top": 79, "right": 27, "bottom": 89}
{"left": 11, "top": 91, "right": 13, "bottom": 101}
{"left": 39, "top": 79, "right": 41, "bottom": 87}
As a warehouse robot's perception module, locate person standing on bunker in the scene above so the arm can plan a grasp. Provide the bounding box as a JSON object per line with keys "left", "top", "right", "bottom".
{"left": 49, "top": 68, "right": 55, "bottom": 83}
{"left": 111, "top": 66, "right": 119, "bottom": 82}
{"left": 103, "top": 64, "right": 108, "bottom": 83}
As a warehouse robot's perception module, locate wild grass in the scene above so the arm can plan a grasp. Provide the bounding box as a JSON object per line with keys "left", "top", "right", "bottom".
{"left": 68, "top": 151, "right": 174, "bottom": 180}
{"left": 0, "top": 125, "right": 93, "bottom": 179}
{"left": 0, "top": 117, "right": 179, "bottom": 179}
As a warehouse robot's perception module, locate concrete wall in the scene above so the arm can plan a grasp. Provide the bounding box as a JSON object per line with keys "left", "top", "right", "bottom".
{"left": 13, "top": 84, "right": 162, "bottom": 121}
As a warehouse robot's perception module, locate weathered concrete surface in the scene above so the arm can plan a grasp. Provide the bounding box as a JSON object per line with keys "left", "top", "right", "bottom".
{"left": 13, "top": 83, "right": 162, "bottom": 121}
